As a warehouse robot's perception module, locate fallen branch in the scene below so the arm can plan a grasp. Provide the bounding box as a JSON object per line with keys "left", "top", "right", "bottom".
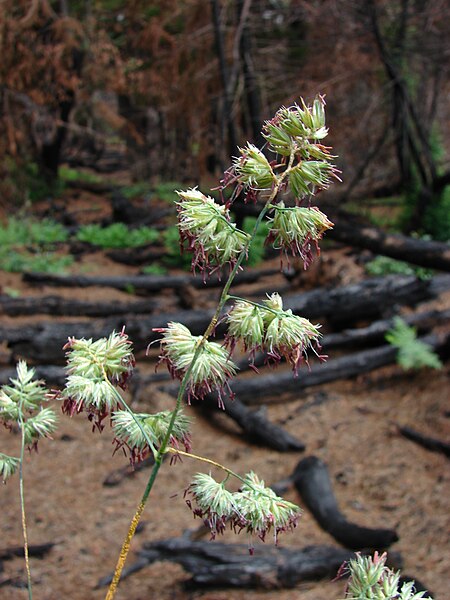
{"left": 292, "top": 456, "right": 399, "bottom": 550}
{"left": 0, "top": 295, "right": 157, "bottom": 317}
{"left": 331, "top": 221, "right": 450, "bottom": 272}
{"left": 23, "top": 267, "right": 279, "bottom": 293}
{"left": 397, "top": 425, "right": 450, "bottom": 458}
{"left": 97, "top": 536, "right": 357, "bottom": 589}
{"left": 4, "top": 275, "right": 447, "bottom": 363}
{"left": 196, "top": 394, "right": 305, "bottom": 452}
{"left": 0, "top": 542, "right": 54, "bottom": 560}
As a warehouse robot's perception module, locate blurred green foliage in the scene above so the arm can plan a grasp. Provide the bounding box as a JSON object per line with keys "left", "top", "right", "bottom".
{"left": 385, "top": 317, "right": 442, "bottom": 371}
{"left": 76, "top": 223, "right": 159, "bottom": 248}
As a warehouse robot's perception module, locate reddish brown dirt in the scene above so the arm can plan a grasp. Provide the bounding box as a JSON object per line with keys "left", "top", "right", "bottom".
{"left": 0, "top": 198, "right": 449, "bottom": 600}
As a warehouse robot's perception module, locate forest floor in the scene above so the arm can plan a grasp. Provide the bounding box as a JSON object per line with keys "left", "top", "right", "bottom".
{"left": 0, "top": 187, "right": 449, "bottom": 600}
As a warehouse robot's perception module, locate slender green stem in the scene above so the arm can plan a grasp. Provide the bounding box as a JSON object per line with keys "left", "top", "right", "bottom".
{"left": 105, "top": 151, "right": 296, "bottom": 599}
{"left": 18, "top": 407, "right": 32, "bottom": 600}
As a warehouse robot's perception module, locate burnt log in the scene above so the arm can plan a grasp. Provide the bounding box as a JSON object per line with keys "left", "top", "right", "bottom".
{"left": 196, "top": 394, "right": 305, "bottom": 452}
{"left": 322, "top": 308, "right": 450, "bottom": 350}
{"left": 398, "top": 426, "right": 450, "bottom": 458}
{"left": 3, "top": 275, "right": 449, "bottom": 363}
{"left": 97, "top": 536, "right": 358, "bottom": 589}
{"left": 331, "top": 221, "right": 450, "bottom": 272}
{"left": 282, "top": 274, "right": 450, "bottom": 325}
{"left": 22, "top": 267, "right": 278, "bottom": 293}
{"left": 0, "top": 295, "right": 157, "bottom": 317}
{"left": 0, "top": 542, "right": 54, "bottom": 560}
{"left": 292, "top": 456, "right": 399, "bottom": 550}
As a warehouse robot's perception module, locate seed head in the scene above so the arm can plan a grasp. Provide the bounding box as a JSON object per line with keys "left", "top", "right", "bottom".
{"left": 57, "top": 330, "right": 135, "bottom": 428}
{"left": 176, "top": 188, "right": 249, "bottom": 278}
{"left": 186, "top": 471, "right": 301, "bottom": 551}
{"left": 112, "top": 409, "right": 192, "bottom": 464}
{"left": 0, "top": 453, "right": 20, "bottom": 483}
{"left": 154, "top": 322, "right": 237, "bottom": 407}
{"left": 266, "top": 203, "right": 334, "bottom": 268}
{"left": 233, "top": 143, "right": 276, "bottom": 189}
{"left": 0, "top": 362, "right": 57, "bottom": 452}
{"left": 226, "top": 293, "right": 323, "bottom": 374}
{"left": 342, "top": 552, "right": 434, "bottom": 600}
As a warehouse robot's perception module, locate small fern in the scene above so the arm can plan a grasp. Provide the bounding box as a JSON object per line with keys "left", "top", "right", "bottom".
{"left": 385, "top": 317, "right": 442, "bottom": 370}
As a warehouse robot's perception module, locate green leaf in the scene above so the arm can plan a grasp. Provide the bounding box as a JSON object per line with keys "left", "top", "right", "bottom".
{"left": 385, "top": 317, "right": 442, "bottom": 371}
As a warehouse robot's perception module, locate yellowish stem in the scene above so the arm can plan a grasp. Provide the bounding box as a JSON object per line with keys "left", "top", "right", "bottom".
{"left": 105, "top": 500, "right": 146, "bottom": 600}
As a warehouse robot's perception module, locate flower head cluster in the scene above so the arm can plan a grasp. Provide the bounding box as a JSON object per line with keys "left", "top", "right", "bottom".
{"left": 0, "top": 452, "right": 20, "bottom": 482}
{"left": 154, "top": 322, "right": 237, "bottom": 407}
{"left": 186, "top": 471, "right": 301, "bottom": 552}
{"left": 226, "top": 293, "right": 323, "bottom": 374}
{"left": 265, "top": 96, "right": 329, "bottom": 155}
{"left": 266, "top": 203, "right": 334, "bottom": 268}
{"left": 112, "top": 409, "right": 192, "bottom": 465}
{"left": 176, "top": 188, "right": 250, "bottom": 277}
{"left": 341, "top": 552, "right": 433, "bottom": 600}
{"left": 0, "top": 362, "right": 57, "bottom": 474}
{"left": 57, "top": 330, "right": 135, "bottom": 427}
{"left": 263, "top": 96, "right": 340, "bottom": 199}
{"left": 233, "top": 143, "right": 276, "bottom": 190}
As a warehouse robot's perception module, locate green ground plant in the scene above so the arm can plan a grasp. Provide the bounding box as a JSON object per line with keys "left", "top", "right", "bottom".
{"left": 0, "top": 216, "right": 72, "bottom": 274}
{"left": 140, "top": 263, "right": 168, "bottom": 275}
{"left": 365, "top": 255, "right": 432, "bottom": 280}
{"left": 241, "top": 216, "right": 270, "bottom": 266}
{"left": 0, "top": 249, "right": 74, "bottom": 274}
{"left": 385, "top": 317, "right": 442, "bottom": 371}
{"left": 76, "top": 222, "right": 159, "bottom": 248}
{"left": 0, "top": 97, "right": 435, "bottom": 600}
{"left": 0, "top": 217, "right": 68, "bottom": 246}
{"left": 59, "top": 166, "right": 105, "bottom": 185}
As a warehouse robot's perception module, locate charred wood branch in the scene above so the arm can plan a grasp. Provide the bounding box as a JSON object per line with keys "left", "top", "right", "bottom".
{"left": 280, "top": 274, "right": 447, "bottom": 324}
{"left": 330, "top": 222, "right": 450, "bottom": 272}
{"left": 23, "top": 267, "right": 278, "bottom": 293}
{"left": 0, "top": 295, "right": 157, "bottom": 317}
{"left": 103, "top": 455, "right": 155, "bottom": 487}
{"left": 322, "top": 308, "right": 450, "bottom": 350}
{"left": 3, "top": 276, "right": 449, "bottom": 363}
{"left": 0, "top": 542, "right": 54, "bottom": 560}
{"left": 230, "top": 199, "right": 450, "bottom": 272}
{"left": 98, "top": 536, "right": 357, "bottom": 589}
{"left": 397, "top": 426, "right": 450, "bottom": 459}
{"left": 292, "top": 456, "right": 399, "bottom": 550}
{"left": 195, "top": 394, "right": 305, "bottom": 452}
{"left": 106, "top": 247, "right": 167, "bottom": 266}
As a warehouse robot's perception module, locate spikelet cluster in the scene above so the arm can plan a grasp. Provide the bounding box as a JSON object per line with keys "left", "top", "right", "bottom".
{"left": 186, "top": 471, "right": 301, "bottom": 552}
{"left": 226, "top": 293, "right": 323, "bottom": 374}
{"left": 154, "top": 322, "right": 237, "bottom": 407}
{"left": 0, "top": 362, "right": 57, "bottom": 479}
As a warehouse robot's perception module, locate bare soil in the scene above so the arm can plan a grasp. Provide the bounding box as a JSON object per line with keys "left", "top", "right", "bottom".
{"left": 0, "top": 196, "right": 449, "bottom": 600}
